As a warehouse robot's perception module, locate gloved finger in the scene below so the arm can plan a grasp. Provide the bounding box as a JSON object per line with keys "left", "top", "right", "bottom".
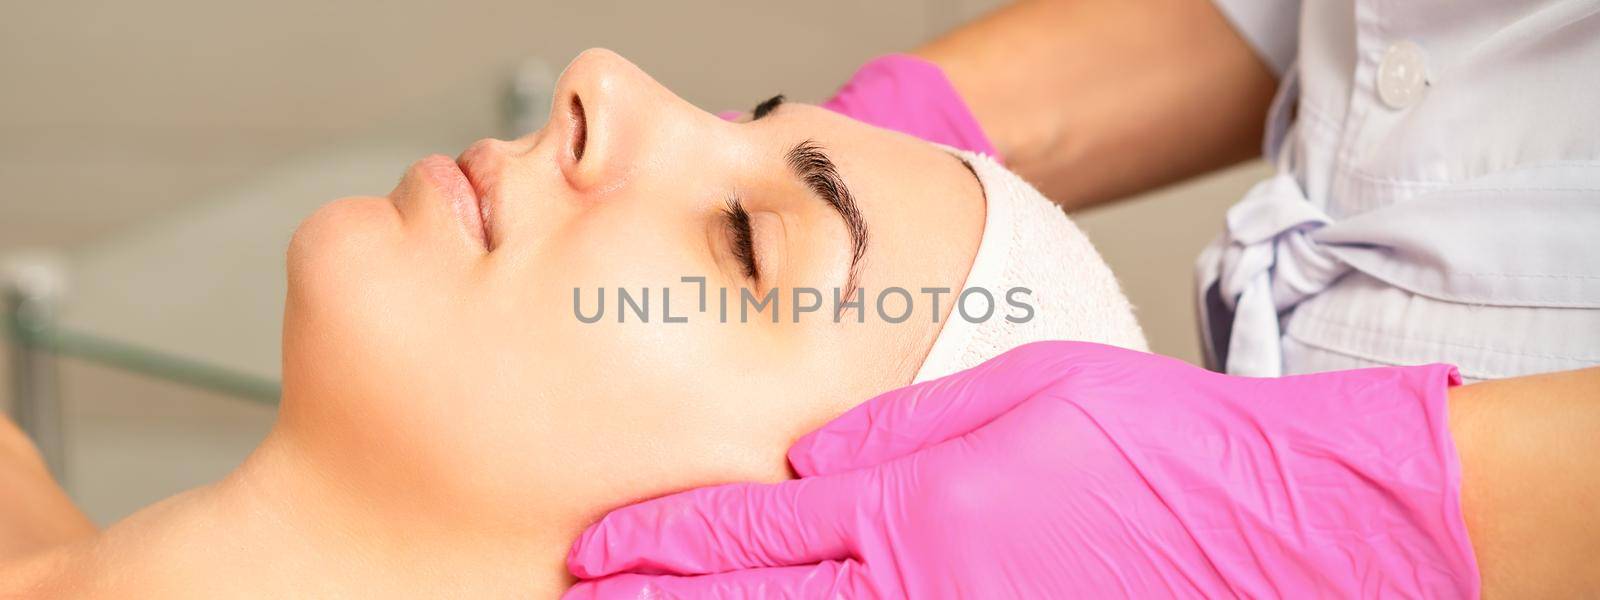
{"left": 567, "top": 469, "right": 882, "bottom": 579}
{"left": 562, "top": 560, "right": 875, "bottom": 600}
{"left": 789, "top": 340, "right": 1092, "bottom": 476}
{"left": 820, "top": 54, "right": 1001, "bottom": 159}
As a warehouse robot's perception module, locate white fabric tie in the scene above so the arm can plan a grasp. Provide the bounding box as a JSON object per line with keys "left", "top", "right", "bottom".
{"left": 1212, "top": 173, "right": 1348, "bottom": 376}
{"left": 1198, "top": 170, "right": 1600, "bottom": 377}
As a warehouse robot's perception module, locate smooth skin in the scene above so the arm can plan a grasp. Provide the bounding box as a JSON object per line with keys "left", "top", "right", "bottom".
{"left": 0, "top": 416, "right": 95, "bottom": 561}
{"left": 0, "top": 49, "right": 986, "bottom": 597}
{"left": 1448, "top": 367, "right": 1600, "bottom": 597}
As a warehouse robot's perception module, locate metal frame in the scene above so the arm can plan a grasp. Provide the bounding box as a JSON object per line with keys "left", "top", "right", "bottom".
{"left": 5, "top": 285, "right": 66, "bottom": 479}
{"left": 5, "top": 263, "right": 282, "bottom": 485}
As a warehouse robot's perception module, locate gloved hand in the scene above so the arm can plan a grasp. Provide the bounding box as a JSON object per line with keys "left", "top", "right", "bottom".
{"left": 723, "top": 55, "right": 999, "bottom": 159}
{"left": 821, "top": 55, "right": 998, "bottom": 159}
{"left": 564, "top": 342, "right": 1479, "bottom": 598}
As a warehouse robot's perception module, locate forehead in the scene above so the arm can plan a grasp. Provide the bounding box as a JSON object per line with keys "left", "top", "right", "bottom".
{"left": 763, "top": 103, "right": 986, "bottom": 298}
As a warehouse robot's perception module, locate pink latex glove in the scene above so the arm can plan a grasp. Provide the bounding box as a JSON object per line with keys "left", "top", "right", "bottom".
{"left": 722, "top": 55, "right": 1000, "bottom": 160}
{"left": 565, "top": 342, "right": 1480, "bottom": 598}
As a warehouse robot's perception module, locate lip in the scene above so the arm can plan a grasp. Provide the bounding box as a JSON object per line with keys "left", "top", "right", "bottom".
{"left": 456, "top": 142, "right": 510, "bottom": 250}
{"left": 414, "top": 154, "right": 488, "bottom": 250}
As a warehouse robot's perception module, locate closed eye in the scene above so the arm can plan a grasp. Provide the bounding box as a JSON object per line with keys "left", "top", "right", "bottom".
{"left": 720, "top": 197, "right": 759, "bottom": 280}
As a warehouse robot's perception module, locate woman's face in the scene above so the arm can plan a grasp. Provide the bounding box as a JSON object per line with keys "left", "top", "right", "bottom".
{"left": 279, "top": 49, "right": 984, "bottom": 526}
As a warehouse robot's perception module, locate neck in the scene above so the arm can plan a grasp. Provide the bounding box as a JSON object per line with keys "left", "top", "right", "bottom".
{"left": 6, "top": 429, "right": 578, "bottom": 598}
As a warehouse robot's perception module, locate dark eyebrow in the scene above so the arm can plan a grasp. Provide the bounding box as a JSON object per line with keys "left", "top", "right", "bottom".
{"left": 751, "top": 95, "right": 785, "bottom": 120}
{"left": 786, "top": 140, "right": 867, "bottom": 298}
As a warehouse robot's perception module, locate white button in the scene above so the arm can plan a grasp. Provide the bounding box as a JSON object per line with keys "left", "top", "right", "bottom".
{"left": 1377, "top": 40, "right": 1428, "bottom": 109}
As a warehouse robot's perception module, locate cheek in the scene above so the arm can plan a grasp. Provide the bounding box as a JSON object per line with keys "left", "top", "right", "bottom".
{"left": 510, "top": 213, "right": 733, "bottom": 399}
{"left": 283, "top": 196, "right": 448, "bottom": 405}
{"left": 482, "top": 212, "right": 804, "bottom": 486}
{"left": 286, "top": 196, "right": 401, "bottom": 308}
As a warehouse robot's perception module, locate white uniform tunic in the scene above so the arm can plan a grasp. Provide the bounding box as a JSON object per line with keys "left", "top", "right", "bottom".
{"left": 1197, "top": 0, "right": 1600, "bottom": 382}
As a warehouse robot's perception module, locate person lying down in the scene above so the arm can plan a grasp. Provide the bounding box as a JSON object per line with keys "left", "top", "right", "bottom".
{"left": 0, "top": 49, "right": 1146, "bottom": 596}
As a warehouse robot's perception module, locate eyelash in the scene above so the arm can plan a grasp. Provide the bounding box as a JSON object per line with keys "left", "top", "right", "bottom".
{"left": 721, "top": 197, "right": 760, "bottom": 281}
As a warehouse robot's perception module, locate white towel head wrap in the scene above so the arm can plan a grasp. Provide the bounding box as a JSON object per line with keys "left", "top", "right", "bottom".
{"left": 913, "top": 149, "right": 1148, "bottom": 382}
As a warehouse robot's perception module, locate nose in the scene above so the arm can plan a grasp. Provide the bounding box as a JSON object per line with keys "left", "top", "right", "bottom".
{"left": 549, "top": 48, "right": 706, "bottom": 195}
